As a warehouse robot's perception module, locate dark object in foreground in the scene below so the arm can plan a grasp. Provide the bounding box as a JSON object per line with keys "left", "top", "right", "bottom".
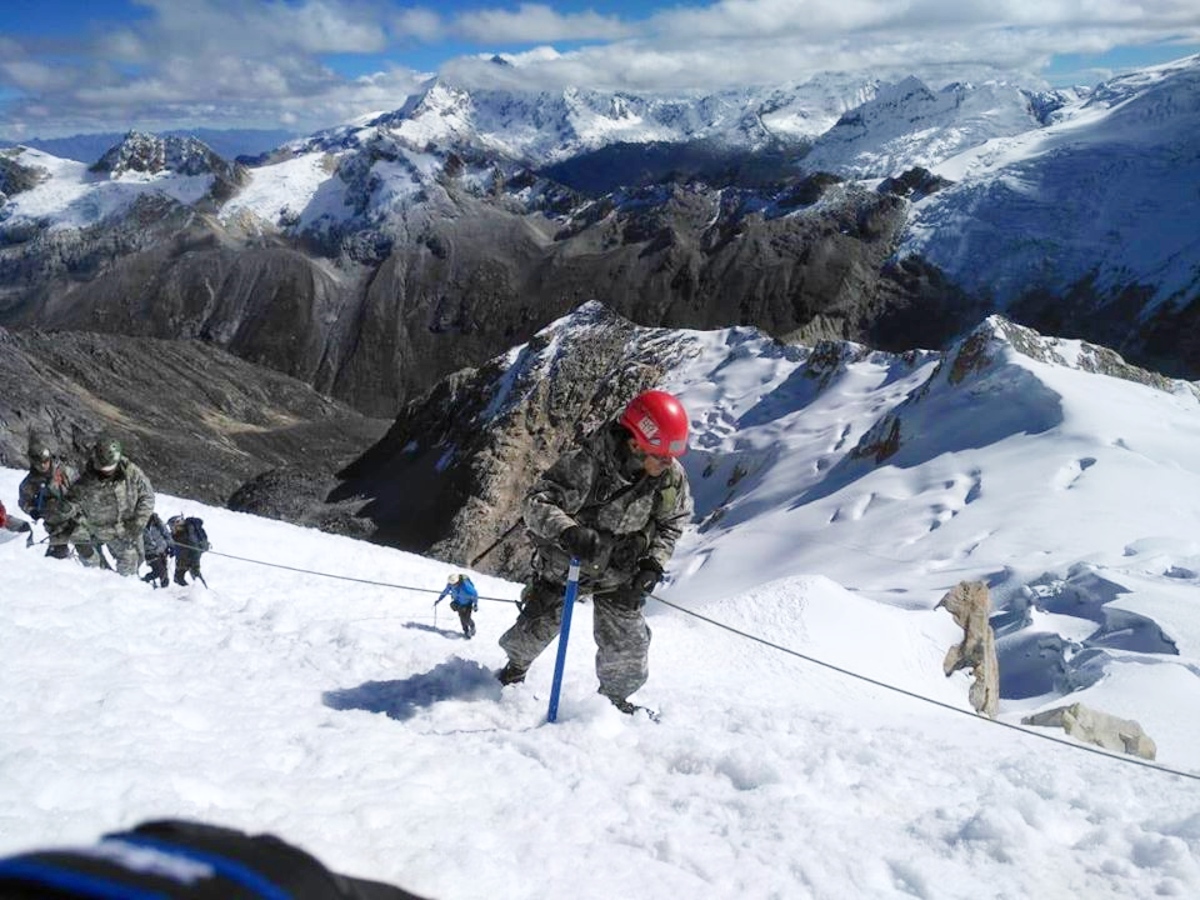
{"left": 0, "top": 819, "right": 430, "bottom": 899}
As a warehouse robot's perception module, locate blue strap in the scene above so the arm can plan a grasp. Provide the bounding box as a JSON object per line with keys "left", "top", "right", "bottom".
{"left": 118, "top": 835, "right": 293, "bottom": 899}
{"left": 0, "top": 858, "right": 168, "bottom": 900}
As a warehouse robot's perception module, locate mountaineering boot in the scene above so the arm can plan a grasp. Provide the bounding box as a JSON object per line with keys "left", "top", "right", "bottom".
{"left": 599, "top": 690, "right": 659, "bottom": 720}
{"left": 604, "top": 694, "right": 638, "bottom": 715}
{"left": 497, "top": 660, "right": 527, "bottom": 685}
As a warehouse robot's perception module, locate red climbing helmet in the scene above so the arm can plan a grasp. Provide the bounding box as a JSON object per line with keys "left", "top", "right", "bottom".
{"left": 619, "top": 390, "right": 689, "bottom": 458}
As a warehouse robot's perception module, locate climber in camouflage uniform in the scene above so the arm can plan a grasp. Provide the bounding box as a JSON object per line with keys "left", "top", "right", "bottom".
{"left": 18, "top": 434, "right": 78, "bottom": 559}
{"left": 58, "top": 434, "right": 156, "bottom": 577}
{"left": 497, "top": 389, "right": 694, "bottom": 713}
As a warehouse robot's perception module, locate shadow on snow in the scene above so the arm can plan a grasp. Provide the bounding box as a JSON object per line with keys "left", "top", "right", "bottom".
{"left": 401, "top": 621, "right": 470, "bottom": 640}
{"left": 322, "top": 657, "right": 501, "bottom": 721}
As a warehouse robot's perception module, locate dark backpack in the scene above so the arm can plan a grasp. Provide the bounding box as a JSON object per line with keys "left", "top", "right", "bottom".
{"left": 142, "top": 513, "right": 172, "bottom": 558}
{"left": 183, "top": 517, "right": 210, "bottom": 553}
{"left": 0, "top": 818, "right": 428, "bottom": 899}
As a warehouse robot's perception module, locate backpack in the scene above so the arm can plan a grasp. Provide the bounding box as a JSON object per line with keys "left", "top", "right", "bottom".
{"left": 0, "top": 818, "right": 428, "bottom": 899}
{"left": 142, "top": 514, "right": 172, "bottom": 558}
{"left": 170, "top": 515, "right": 210, "bottom": 553}
{"left": 183, "top": 517, "right": 210, "bottom": 553}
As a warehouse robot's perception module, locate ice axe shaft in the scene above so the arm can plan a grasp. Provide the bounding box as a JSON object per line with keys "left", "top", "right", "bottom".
{"left": 469, "top": 520, "right": 522, "bottom": 567}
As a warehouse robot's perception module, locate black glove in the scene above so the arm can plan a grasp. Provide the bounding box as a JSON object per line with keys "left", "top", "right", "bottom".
{"left": 560, "top": 524, "right": 601, "bottom": 562}
{"left": 19, "top": 521, "right": 32, "bottom": 533}
{"left": 631, "top": 558, "right": 664, "bottom": 594}
{"left": 610, "top": 532, "right": 648, "bottom": 571}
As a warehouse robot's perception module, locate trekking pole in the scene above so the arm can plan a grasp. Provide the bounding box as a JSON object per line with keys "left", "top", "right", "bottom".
{"left": 546, "top": 558, "right": 581, "bottom": 724}
{"left": 469, "top": 520, "right": 522, "bottom": 567}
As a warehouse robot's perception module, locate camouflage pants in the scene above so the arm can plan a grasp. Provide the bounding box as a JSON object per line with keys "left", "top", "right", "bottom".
{"left": 74, "top": 535, "right": 142, "bottom": 577}
{"left": 498, "top": 578, "right": 652, "bottom": 701}
{"left": 44, "top": 523, "right": 75, "bottom": 559}
{"left": 174, "top": 549, "right": 202, "bottom": 585}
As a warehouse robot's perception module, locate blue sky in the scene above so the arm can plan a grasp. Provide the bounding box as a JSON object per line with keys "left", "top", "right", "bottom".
{"left": 1, "top": 0, "right": 1198, "bottom": 139}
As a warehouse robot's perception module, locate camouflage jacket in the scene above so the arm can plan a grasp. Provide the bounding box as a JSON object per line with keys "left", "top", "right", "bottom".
{"left": 60, "top": 459, "right": 155, "bottom": 543}
{"left": 18, "top": 460, "right": 78, "bottom": 526}
{"left": 524, "top": 421, "right": 693, "bottom": 591}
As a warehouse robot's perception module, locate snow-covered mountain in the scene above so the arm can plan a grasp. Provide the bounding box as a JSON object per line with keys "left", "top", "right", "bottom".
{"left": 901, "top": 53, "right": 1200, "bottom": 309}
{"left": 799, "top": 77, "right": 1078, "bottom": 178}
{"left": 275, "top": 68, "right": 880, "bottom": 167}
{"left": 1, "top": 54, "right": 1198, "bottom": 414}
{"left": 0, "top": 128, "right": 298, "bottom": 165}
{"left": 5, "top": 57, "right": 1194, "bottom": 283}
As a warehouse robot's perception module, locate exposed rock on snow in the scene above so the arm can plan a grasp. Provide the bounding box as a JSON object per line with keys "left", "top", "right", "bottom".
{"left": 1023, "top": 703, "right": 1157, "bottom": 760}
{"left": 938, "top": 580, "right": 1000, "bottom": 718}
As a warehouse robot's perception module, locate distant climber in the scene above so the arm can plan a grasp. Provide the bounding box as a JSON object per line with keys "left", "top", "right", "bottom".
{"left": 18, "top": 433, "right": 78, "bottom": 558}
{"left": 168, "top": 514, "right": 209, "bottom": 586}
{"left": 57, "top": 434, "right": 155, "bottom": 577}
{"left": 141, "top": 513, "right": 174, "bottom": 588}
{"left": 436, "top": 573, "right": 480, "bottom": 639}
{"left": 1, "top": 499, "right": 33, "bottom": 535}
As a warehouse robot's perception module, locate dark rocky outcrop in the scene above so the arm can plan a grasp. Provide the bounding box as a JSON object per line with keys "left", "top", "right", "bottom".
{"left": 0, "top": 168, "right": 975, "bottom": 418}
{"left": 877, "top": 166, "right": 952, "bottom": 201}
{"left": 0, "top": 326, "right": 390, "bottom": 514}
{"left": 0, "top": 151, "right": 49, "bottom": 199}
{"left": 327, "top": 303, "right": 684, "bottom": 580}
{"left": 90, "top": 131, "right": 248, "bottom": 204}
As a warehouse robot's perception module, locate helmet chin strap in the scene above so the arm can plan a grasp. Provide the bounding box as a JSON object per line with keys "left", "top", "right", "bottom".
{"left": 617, "top": 433, "right": 645, "bottom": 478}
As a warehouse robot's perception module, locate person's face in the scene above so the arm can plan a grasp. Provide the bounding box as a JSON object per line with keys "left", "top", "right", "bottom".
{"left": 628, "top": 439, "right": 671, "bottom": 477}
{"left": 35, "top": 457, "right": 51, "bottom": 474}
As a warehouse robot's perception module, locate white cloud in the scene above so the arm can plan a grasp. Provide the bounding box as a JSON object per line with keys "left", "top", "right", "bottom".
{"left": 0, "top": 59, "right": 76, "bottom": 94}
{"left": 0, "top": 0, "right": 424, "bottom": 138}
{"left": 454, "top": 3, "right": 636, "bottom": 43}
{"left": 392, "top": 8, "right": 444, "bottom": 42}
{"left": 129, "top": 0, "right": 388, "bottom": 56}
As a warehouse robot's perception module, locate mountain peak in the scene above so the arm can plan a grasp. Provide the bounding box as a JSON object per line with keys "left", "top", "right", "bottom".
{"left": 953, "top": 315, "right": 1195, "bottom": 397}
{"left": 90, "top": 130, "right": 232, "bottom": 178}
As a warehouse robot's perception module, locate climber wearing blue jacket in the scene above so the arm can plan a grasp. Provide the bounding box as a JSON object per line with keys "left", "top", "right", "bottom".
{"left": 436, "top": 574, "right": 479, "bottom": 639}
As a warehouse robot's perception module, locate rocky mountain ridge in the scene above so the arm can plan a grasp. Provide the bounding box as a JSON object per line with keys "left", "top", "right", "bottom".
{"left": 296, "top": 304, "right": 1194, "bottom": 581}
{"left": 0, "top": 326, "right": 389, "bottom": 528}
{"left": 0, "top": 55, "right": 1196, "bottom": 425}
{"left": 272, "top": 69, "right": 885, "bottom": 167}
